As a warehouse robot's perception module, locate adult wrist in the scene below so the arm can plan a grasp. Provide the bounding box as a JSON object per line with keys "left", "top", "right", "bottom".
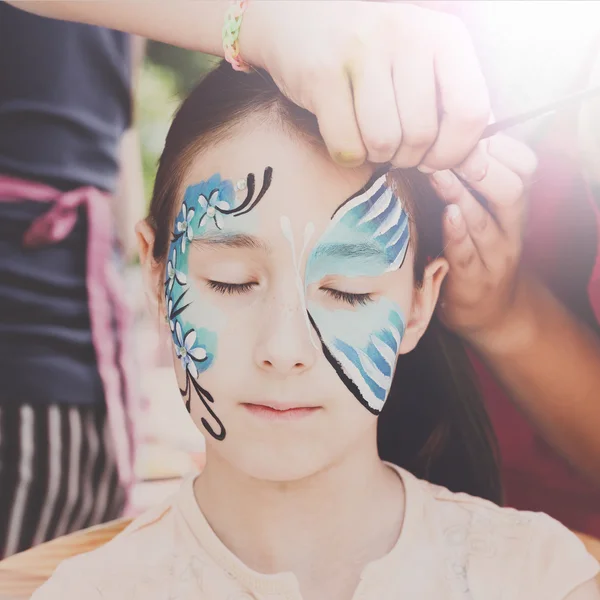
{"left": 236, "top": 0, "right": 269, "bottom": 70}
{"left": 466, "top": 276, "right": 543, "bottom": 358}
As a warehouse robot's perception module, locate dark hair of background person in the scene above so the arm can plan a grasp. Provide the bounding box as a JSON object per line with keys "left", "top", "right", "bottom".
{"left": 146, "top": 62, "right": 503, "bottom": 504}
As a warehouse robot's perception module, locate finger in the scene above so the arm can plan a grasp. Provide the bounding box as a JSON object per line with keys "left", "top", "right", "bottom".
{"left": 312, "top": 73, "right": 367, "bottom": 167}
{"left": 420, "top": 19, "right": 490, "bottom": 171}
{"left": 454, "top": 144, "right": 526, "bottom": 241}
{"left": 390, "top": 54, "right": 439, "bottom": 168}
{"left": 431, "top": 168, "right": 505, "bottom": 271}
{"left": 486, "top": 134, "right": 538, "bottom": 181}
{"left": 442, "top": 204, "right": 484, "bottom": 282}
{"left": 351, "top": 57, "right": 403, "bottom": 163}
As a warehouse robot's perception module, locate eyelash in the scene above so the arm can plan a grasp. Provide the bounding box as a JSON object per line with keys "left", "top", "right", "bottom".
{"left": 321, "top": 288, "right": 374, "bottom": 307}
{"left": 207, "top": 280, "right": 258, "bottom": 295}
{"left": 207, "top": 281, "right": 373, "bottom": 307}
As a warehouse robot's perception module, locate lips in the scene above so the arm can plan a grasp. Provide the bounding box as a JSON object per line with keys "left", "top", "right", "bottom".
{"left": 241, "top": 402, "right": 321, "bottom": 420}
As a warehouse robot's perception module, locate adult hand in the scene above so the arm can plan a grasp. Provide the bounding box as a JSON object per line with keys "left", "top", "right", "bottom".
{"left": 242, "top": 1, "right": 489, "bottom": 170}
{"left": 11, "top": 1, "right": 489, "bottom": 171}
{"left": 430, "top": 135, "right": 538, "bottom": 347}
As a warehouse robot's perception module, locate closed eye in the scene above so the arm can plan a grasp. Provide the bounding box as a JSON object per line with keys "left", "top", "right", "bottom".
{"left": 207, "top": 280, "right": 258, "bottom": 295}
{"left": 321, "top": 287, "right": 374, "bottom": 307}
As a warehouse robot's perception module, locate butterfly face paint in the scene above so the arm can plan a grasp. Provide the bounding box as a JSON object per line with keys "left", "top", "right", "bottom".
{"left": 306, "top": 170, "right": 410, "bottom": 414}
{"left": 165, "top": 168, "right": 273, "bottom": 441}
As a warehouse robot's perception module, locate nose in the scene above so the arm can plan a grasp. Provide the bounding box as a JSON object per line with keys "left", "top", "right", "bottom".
{"left": 254, "top": 294, "right": 317, "bottom": 376}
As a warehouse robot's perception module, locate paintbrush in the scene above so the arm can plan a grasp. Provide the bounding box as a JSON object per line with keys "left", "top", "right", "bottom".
{"left": 381, "top": 84, "right": 600, "bottom": 174}
{"left": 481, "top": 84, "right": 600, "bottom": 139}
{"left": 448, "top": 84, "right": 600, "bottom": 209}
{"left": 380, "top": 84, "right": 600, "bottom": 188}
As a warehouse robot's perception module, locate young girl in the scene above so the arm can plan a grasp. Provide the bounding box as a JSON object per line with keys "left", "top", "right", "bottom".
{"left": 32, "top": 63, "right": 599, "bottom": 600}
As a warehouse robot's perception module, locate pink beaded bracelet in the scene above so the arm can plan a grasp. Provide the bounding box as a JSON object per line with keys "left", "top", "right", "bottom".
{"left": 222, "top": 0, "right": 251, "bottom": 73}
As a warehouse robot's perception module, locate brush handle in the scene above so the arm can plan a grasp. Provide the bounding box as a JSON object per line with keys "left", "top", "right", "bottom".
{"left": 481, "top": 85, "right": 600, "bottom": 139}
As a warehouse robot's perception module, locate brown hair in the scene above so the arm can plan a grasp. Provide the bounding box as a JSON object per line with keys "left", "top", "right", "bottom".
{"left": 148, "top": 62, "right": 502, "bottom": 503}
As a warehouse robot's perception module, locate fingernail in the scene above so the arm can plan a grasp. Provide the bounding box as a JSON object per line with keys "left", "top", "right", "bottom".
{"left": 333, "top": 150, "right": 365, "bottom": 167}
{"left": 446, "top": 204, "right": 462, "bottom": 228}
{"left": 459, "top": 146, "right": 488, "bottom": 182}
{"left": 418, "top": 164, "right": 435, "bottom": 174}
{"left": 431, "top": 169, "right": 454, "bottom": 189}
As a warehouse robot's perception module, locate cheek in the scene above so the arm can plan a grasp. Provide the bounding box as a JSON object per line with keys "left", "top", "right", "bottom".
{"left": 307, "top": 296, "right": 406, "bottom": 415}
{"left": 167, "top": 277, "right": 221, "bottom": 377}
{"left": 166, "top": 254, "right": 240, "bottom": 442}
{"left": 175, "top": 278, "right": 256, "bottom": 375}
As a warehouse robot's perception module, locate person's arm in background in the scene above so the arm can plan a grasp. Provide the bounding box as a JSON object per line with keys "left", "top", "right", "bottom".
{"left": 8, "top": 1, "right": 491, "bottom": 173}
{"left": 114, "top": 129, "right": 145, "bottom": 263}
{"left": 434, "top": 133, "right": 600, "bottom": 488}
{"left": 112, "top": 36, "right": 147, "bottom": 263}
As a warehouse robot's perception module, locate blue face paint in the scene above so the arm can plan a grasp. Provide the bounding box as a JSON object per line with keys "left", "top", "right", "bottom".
{"left": 167, "top": 175, "right": 236, "bottom": 376}
{"left": 306, "top": 171, "right": 410, "bottom": 414}
{"left": 165, "top": 168, "right": 273, "bottom": 441}
{"left": 306, "top": 172, "right": 409, "bottom": 283}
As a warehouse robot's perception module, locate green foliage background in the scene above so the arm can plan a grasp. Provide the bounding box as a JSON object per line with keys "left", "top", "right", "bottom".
{"left": 136, "top": 42, "right": 221, "bottom": 204}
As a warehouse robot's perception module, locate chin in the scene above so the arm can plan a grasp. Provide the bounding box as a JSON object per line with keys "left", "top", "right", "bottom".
{"left": 231, "top": 442, "right": 332, "bottom": 483}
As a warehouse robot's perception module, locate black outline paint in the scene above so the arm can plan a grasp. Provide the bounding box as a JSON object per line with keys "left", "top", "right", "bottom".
{"left": 168, "top": 167, "right": 275, "bottom": 443}
{"left": 168, "top": 287, "right": 191, "bottom": 320}
{"left": 181, "top": 371, "right": 226, "bottom": 441}
{"left": 232, "top": 166, "right": 273, "bottom": 218}
{"left": 331, "top": 164, "right": 391, "bottom": 220}
{"left": 329, "top": 165, "right": 409, "bottom": 274}
{"left": 219, "top": 173, "right": 256, "bottom": 215}
{"left": 307, "top": 312, "right": 380, "bottom": 416}
{"left": 195, "top": 166, "right": 273, "bottom": 228}
{"left": 307, "top": 165, "right": 407, "bottom": 416}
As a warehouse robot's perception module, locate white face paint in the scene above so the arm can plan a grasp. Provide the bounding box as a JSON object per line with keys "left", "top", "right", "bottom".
{"left": 304, "top": 170, "right": 410, "bottom": 414}
{"left": 165, "top": 168, "right": 275, "bottom": 441}
{"left": 275, "top": 171, "right": 410, "bottom": 415}
{"left": 279, "top": 215, "right": 318, "bottom": 350}
{"left": 167, "top": 160, "right": 410, "bottom": 452}
{"left": 161, "top": 114, "right": 424, "bottom": 484}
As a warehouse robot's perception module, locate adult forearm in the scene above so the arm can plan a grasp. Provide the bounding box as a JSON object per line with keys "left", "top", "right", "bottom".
{"left": 7, "top": 1, "right": 230, "bottom": 59}
{"left": 112, "top": 128, "right": 146, "bottom": 263}
{"left": 473, "top": 276, "right": 600, "bottom": 486}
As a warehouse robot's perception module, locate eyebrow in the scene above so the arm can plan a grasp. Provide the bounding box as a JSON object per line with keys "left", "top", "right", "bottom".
{"left": 192, "top": 232, "right": 270, "bottom": 253}
{"left": 311, "top": 242, "right": 384, "bottom": 261}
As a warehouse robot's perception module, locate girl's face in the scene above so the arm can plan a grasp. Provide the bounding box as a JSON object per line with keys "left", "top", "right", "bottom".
{"left": 140, "top": 119, "right": 447, "bottom": 482}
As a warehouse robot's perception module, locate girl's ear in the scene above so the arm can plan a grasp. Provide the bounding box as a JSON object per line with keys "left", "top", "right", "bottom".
{"left": 398, "top": 257, "right": 449, "bottom": 354}
{"left": 135, "top": 219, "right": 165, "bottom": 318}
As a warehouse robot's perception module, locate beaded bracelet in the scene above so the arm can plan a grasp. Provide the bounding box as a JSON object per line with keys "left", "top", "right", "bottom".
{"left": 222, "top": 0, "right": 251, "bottom": 73}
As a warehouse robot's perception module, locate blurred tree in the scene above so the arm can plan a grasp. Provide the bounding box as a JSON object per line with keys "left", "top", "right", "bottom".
{"left": 135, "top": 42, "right": 220, "bottom": 204}
{"left": 135, "top": 60, "right": 179, "bottom": 202}
{"left": 146, "top": 41, "right": 220, "bottom": 96}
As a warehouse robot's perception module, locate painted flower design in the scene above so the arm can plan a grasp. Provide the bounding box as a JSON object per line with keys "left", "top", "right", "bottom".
{"left": 175, "top": 322, "right": 207, "bottom": 379}
{"left": 166, "top": 298, "right": 177, "bottom": 332}
{"left": 198, "top": 189, "right": 231, "bottom": 230}
{"left": 166, "top": 248, "right": 187, "bottom": 294}
{"left": 176, "top": 203, "right": 195, "bottom": 252}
